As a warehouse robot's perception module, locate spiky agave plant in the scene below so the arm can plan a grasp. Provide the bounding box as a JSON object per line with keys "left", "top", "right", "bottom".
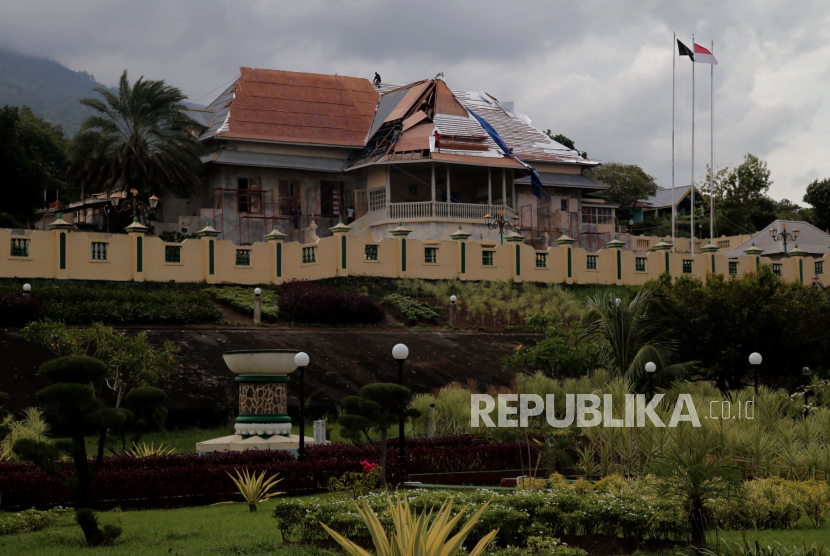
{"left": 126, "top": 442, "right": 175, "bottom": 457}
{"left": 320, "top": 493, "right": 498, "bottom": 556}
{"left": 213, "top": 469, "right": 283, "bottom": 512}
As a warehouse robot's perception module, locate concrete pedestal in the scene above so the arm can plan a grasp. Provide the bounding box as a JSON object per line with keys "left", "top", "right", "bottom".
{"left": 196, "top": 433, "right": 316, "bottom": 454}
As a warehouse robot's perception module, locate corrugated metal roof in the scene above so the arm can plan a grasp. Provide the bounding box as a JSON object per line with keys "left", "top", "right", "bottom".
{"left": 201, "top": 68, "right": 379, "bottom": 147}
{"left": 515, "top": 172, "right": 609, "bottom": 190}
{"left": 200, "top": 149, "right": 347, "bottom": 172}
{"left": 644, "top": 185, "right": 699, "bottom": 208}
{"left": 721, "top": 220, "right": 830, "bottom": 258}
{"left": 184, "top": 109, "right": 215, "bottom": 128}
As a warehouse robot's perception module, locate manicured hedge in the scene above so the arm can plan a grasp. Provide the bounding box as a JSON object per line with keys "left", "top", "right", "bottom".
{"left": 0, "top": 294, "right": 41, "bottom": 326}
{"left": 0, "top": 284, "right": 221, "bottom": 325}
{"left": 279, "top": 281, "right": 385, "bottom": 325}
{"left": 0, "top": 436, "right": 533, "bottom": 510}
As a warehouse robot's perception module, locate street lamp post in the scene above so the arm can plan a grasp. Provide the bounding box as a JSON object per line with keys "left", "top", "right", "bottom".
{"left": 392, "top": 343, "right": 409, "bottom": 476}
{"left": 22, "top": 284, "right": 31, "bottom": 296}
{"left": 484, "top": 210, "right": 519, "bottom": 244}
{"left": 645, "top": 361, "right": 657, "bottom": 398}
{"left": 294, "top": 352, "right": 310, "bottom": 462}
{"left": 109, "top": 188, "right": 160, "bottom": 222}
{"left": 769, "top": 223, "right": 799, "bottom": 258}
{"left": 449, "top": 295, "right": 457, "bottom": 327}
{"left": 749, "top": 352, "right": 762, "bottom": 394}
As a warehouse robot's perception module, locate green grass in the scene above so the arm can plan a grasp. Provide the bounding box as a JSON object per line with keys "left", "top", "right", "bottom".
{"left": 711, "top": 521, "right": 830, "bottom": 551}
{"left": 0, "top": 496, "right": 340, "bottom": 556}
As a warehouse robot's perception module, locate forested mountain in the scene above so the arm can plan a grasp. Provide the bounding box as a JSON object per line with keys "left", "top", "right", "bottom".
{"left": 0, "top": 48, "right": 112, "bottom": 136}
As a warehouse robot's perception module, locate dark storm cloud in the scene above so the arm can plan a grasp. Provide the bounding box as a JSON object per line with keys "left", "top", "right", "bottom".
{"left": 2, "top": 0, "right": 829, "bottom": 201}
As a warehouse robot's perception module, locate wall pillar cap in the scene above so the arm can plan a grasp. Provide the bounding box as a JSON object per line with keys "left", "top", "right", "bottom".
{"left": 47, "top": 213, "right": 75, "bottom": 231}
{"left": 505, "top": 227, "right": 525, "bottom": 243}
{"left": 197, "top": 221, "right": 220, "bottom": 238}
{"left": 125, "top": 217, "right": 148, "bottom": 234}
{"left": 391, "top": 221, "right": 412, "bottom": 237}
{"left": 265, "top": 225, "right": 287, "bottom": 242}
{"left": 605, "top": 235, "right": 626, "bottom": 249}
{"left": 329, "top": 217, "right": 352, "bottom": 234}
{"left": 700, "top": 240, "right": 719, "bottom": 253}
{"left": 449, "top": 225, "right": 471, "bottom": 240}
{"left": 743, "top": 243, "right": 764, "bottom": 256}
{"left": 789, "top": 244, "right": 808, "bottom": 258}
{"left": 651, "top": 238, "right": 673, "bottom": 251}
{"left": 555, "top": 233, "right": 576, "bottom": 246}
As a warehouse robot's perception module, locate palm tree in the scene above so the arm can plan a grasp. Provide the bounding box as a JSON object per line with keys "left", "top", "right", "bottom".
{"left": 583, "top": 288, "right": 695, "bottom": 389}
{"left": 68, "top": 70, "right": 205, "bottom": 202}
{"left": 649, "top": 448, "right": 743, "bottom": 546}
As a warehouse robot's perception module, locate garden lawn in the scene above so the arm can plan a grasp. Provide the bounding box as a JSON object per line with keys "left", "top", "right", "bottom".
{"left": 0, "top": 496, "right": 338, "bottom": 556}
{"left": 711, "top": 517, "right": 830, "bottom": 551}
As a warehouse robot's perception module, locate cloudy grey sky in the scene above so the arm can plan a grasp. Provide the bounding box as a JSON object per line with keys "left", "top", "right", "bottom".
{"left": 3, "top": 0, "right": 829, "bottom": 203}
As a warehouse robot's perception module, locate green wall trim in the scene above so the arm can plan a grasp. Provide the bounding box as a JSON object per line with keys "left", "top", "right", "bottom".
{"left": 567, "top": 248, "right": 572, "bottom": 278}
{"left": 136, "top": 236, "right": 143, "bottom": 273}
{"left": 235, "top": 414, "right": 292, "bottom": 423}
{"left": 515, "top": 244, "right": 521, "bottom": 276}
{"left": 341, "top": 236, "right": 347, "bottom": 269}
{"left": 209, "top": 240, "right": 215, "bottom": 275}
{"left": 665, "top": 251, "right": 669, "bottom": 273}
{"left": 461, "top": 242, "right": 466, "bottom": 273}
{"left": 711, "top": 254, "right": 715, "bottom": 274}
{"left": 59, "top": 232, "right": 66, "bottom": 270}
{"left": 799, "top": 259, "right": 803, "bottom": 283}
{"left": 234, "top": 375, "right": 291, "bottom": 383}
{"left": 277, "top": 242, "right": 282, "bottom": 277}
{"left": 756, "top": 256, "right": 759, "bottom": 271}
{"left": 401, "top": 238, "right": 407, "bottom": 272}
{"left": 616, "top": 250, "right": 621, "bottom": 280}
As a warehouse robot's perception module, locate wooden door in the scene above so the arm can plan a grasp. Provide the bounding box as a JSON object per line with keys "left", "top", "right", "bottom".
{"left": 355, "top": 190, "right": 368, "bottom": 220}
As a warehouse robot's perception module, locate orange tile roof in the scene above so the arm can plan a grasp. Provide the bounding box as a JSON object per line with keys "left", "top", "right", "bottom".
{"left": 211, "top": 68, "right": 379, "bottom": 147}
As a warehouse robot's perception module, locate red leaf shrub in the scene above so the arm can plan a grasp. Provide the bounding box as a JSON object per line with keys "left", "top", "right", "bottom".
{"left": 279, "top": 281, "right": 385, "bottom": 325}
{"left": 0, "top": 293, "right": 41, "bottom": 326}
{"left": 0, "top": 436, "right": 539, "bottom": 510}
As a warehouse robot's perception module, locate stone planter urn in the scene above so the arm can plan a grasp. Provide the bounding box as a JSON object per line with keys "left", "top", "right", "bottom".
{"left": 196, "top": 349, "right": 316, "bottom": 454}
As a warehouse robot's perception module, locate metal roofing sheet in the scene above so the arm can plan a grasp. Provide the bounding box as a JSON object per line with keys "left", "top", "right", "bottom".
{"left": 720, "top": 220, "right": 830, "bottom": 258}
{"left": 430, "top": 153, "right": 524, "bottom": 168}
{"left": 200, "top": 149, "right": 347, "bottom": 172}
{"left": 202, "top": 68, "right": 379, "bottom": 147}
{"left": 385, "top": 82, "right": 430, "bottom": 122}
{"left": 365, "top": 88, "right": 409, "bottom": 141}
{"left": 644, "top": 185, "right": 697, "bottom": 208}
{"left": 515, "top": 172, "right": 608, "bottom": 190}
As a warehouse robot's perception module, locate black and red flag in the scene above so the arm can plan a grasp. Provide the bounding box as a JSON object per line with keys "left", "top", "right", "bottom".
{"left": 677, "top": 39, "right": 695, "bottom": 60}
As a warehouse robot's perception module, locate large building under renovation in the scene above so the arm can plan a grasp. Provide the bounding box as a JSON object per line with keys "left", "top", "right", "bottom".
{"left": 153, "top": 68, "right": 619, "bottom": 249}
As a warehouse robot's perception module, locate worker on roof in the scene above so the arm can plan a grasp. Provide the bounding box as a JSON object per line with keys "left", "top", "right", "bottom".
{"left": 420, "top": 99, "right": 434, "bottom": 120}
{"left": 433, "top": 130, "right": 441, "bottom": 152}
{"left": 391, "top": 123, "right": 402, "bottom": 147}
{"left": 373, "top": 72, "right": 381, "bottom": 85}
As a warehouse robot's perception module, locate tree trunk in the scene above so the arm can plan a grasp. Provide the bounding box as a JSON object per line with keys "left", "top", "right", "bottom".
{"left": 689, "top": 505, "right": 708, "bottom": 547}
{"left": 249, "top": 503, "right": 257, "bottom": 513}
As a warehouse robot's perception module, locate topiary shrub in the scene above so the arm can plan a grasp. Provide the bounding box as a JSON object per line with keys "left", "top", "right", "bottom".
{"left": 279, "top": 281, "right": 385, "bottom": 325}
{"left": 0, "top": 294, "right": 41, "bottom": 326}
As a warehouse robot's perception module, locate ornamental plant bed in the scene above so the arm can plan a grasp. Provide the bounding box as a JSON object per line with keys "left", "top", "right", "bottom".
{"left": 0, "top": 436, "right": 534, "bottom": 510}
{"left": 410, "top": 469, "right": 550, "bottom": 486}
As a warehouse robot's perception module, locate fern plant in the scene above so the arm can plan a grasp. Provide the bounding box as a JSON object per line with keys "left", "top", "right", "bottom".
{"left": 212, "top": 469, "right": 283, "bottom": 512}
{"left": 126, "top": 442, "right": 175, "bottom": 457}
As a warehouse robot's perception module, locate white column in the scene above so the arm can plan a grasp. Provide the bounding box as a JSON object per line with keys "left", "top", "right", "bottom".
{"left": 431, "top": 163, "right": 436, "bottom": 203}
{"left": 385, "top": 165, "right": 391, "bottom": 209}
{"left": 446, "top": 166, "right": 451, "bottom": 203}
{"left": 487, "top": 167, "right": 492, "bottom": 205}
{"left": 511, "top": 173, "right": 516, "bottom": 208}
{"left": 502, "top": 169, "right": 507, "bottom": 207}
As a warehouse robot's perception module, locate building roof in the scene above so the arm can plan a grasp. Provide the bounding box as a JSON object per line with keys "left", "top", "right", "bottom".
{"left": 721, "top": 220, "right": 830, "bottom": 259}
{"left": 200, "top": 149, "right": 347, "bottom": 173}
{"left": 643, "top": 185, "right": 704, "bottom": 209}
{"left": 514, "top": 172, "right": 608, "bottom": 190}
{"left": 196, "top": 68, "right": 379, "bottom": 147}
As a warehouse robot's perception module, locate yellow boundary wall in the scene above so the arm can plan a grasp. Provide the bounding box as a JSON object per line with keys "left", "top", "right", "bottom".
{"left": 1, "top": 228, "right": 824, "bottom": 286}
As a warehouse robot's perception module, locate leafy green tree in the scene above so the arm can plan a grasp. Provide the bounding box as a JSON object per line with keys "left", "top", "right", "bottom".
{"left": 21, "top": 319, "right": 178, "bottom": 407}
{"left": 338, "top": 383, "right": 421, "bottom": 487}
{"left": 649, "top": 269, "right": 830, "bottom": 391}
{"left": 775, "top": 198, "right": 813, "bottom": 223}
{"left": 804, "top": 178, "right": 830, "bottom": 232}
{"left": 13, "top": 355, "right": 126, "bottom": 546}
{"left": 503, "top": 311, "right": 609, "bottom": 378}
{"left": 544, "top": 130, "right": 586, "bottom": 157}
{"left": 582, "top": 289, "right": 695, "bottom": 389}
{"left": 0, "top": 105, "right": 68, "bottom": 223}
{"left": 649, "top": 448, "right": 742, "bottom": 546}
{"left": 713, "top": 154, "right": 776, "bottom": 234}
{"left": 67, "top": 70, "right": 205, "bottom": 203}
{"left": 584, "top": 163, "right": 658, "bottom": 207}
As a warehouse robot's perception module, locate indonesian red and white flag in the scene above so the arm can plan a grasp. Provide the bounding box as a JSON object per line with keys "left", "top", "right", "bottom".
{"left": 694, "top": 43, "right": 718, "bottom": 65}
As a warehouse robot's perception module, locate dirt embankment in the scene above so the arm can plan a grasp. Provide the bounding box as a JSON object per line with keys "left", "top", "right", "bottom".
{"left": 0, "top": 328, "right": 541, "bottom": 426}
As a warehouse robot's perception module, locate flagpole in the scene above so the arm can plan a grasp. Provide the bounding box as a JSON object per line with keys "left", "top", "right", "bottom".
{"left": 710, "top": 40, "right": 715, "bottom": 240}
{"left": 672, "top": 32, "right": 676, "bottom": 250}
{"left": 691, "top": 33, "right": 695, "bottom": 257}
